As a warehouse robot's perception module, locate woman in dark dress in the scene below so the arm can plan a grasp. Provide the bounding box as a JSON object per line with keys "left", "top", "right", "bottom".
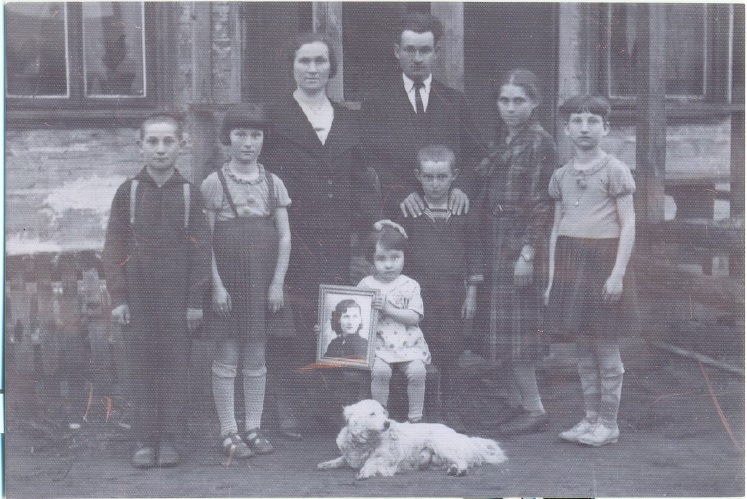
{"left": 262, "top": 33, "right": 381, "bottom": 433}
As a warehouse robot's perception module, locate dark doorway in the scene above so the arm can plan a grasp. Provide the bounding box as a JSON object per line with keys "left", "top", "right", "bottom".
{"left": 241, "top": 2, "right": 312, "bottom": 103}
{"left": 464, "top": 3, "right": 558, "bottom": 142}
{"left": 341, "top": 2, "right": 430, "bottom": 102}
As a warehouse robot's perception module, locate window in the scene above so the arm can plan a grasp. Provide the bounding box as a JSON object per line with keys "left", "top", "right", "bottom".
{"left": 601, "top": 3, "right": 734, "bottom": 102}
{"left": 6, "top": 3, "right": 69, "bottom": 98}
{"left": 82, "top": 3, "right": 146, "bottom": 98}
{"left": 6, "top": 2, "right": 153, "bottom": 110}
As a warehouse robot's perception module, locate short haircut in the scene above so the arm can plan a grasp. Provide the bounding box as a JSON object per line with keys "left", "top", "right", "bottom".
{"left": 364, "top": 226, "right": 408, "bottom": 263}
{"left": 493, "top": 68, "right": 542, "bottom": 105}
{"left": 140, "top": 113, "right": 183, "bottom": 140}
{"left": 558, "top": 95, "right": 612, "bottom": 122}
{"left": 417, "top": 144, "right": 456, "bottom": 171}
{"left": 287, "top": 32, "right": 338, "bottom": 79}
{"left": 397, "top": 12, "right": 444, "bottom": 45}
{"left": 330, "top": 299, "right": 363, "bottom": 336}
{"left": 220, "top": 103, "right": 267, "bottom": 146}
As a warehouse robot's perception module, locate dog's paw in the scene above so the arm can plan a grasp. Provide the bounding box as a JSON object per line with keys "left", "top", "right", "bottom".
{"left": 317, "top": 457, "right": 344, "bottom": 470}
{"left": 356, "top": 471, "right": 372, "bottom": 480}
{"left": 447, "top": 464, "right": 467, "bottom": 477}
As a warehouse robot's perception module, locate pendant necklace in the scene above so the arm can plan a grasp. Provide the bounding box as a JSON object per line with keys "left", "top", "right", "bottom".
{"left": 572, "top": 153, "right": 608, "bottom": 207}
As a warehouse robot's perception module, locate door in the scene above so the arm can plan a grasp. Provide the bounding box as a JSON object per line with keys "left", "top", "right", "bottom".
{"left": 464, "top": 3, "right": 558, "bottom": 142}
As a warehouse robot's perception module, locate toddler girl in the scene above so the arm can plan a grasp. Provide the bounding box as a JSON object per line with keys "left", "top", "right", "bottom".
{"left": 358, "top": 225, "right": 431, "bottom": 423}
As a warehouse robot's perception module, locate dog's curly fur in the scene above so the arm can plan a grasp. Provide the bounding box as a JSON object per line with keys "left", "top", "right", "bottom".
{"left": 317, "top": 399, "right": 507, "bottom": 479}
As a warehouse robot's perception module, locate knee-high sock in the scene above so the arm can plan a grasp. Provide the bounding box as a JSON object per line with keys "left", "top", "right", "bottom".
{"left": 600, "top": 371, "right": 623, "bottom": 425}
{"left": 513, "top": 362, "right": 544, "bottom": 414}
{"left": 575, "top": 342, "right": 600, "bottom": 419}
{"left": 212, "top": 361, "right": 238, "bottom": 437}
{"left": 243, "top": 366, "right": 267, "bottom": 431}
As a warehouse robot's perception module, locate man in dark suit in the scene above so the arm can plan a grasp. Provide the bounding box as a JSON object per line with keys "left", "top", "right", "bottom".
{"left": 360, "top": 12, "right": 483, "bottom": 219}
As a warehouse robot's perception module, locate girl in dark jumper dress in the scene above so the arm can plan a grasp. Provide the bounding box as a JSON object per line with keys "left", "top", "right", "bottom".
{"left": 201, "top": 104, "right": 292, "bottom": 459}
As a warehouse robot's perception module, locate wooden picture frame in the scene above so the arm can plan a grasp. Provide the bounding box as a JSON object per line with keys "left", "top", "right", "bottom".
{"left": 317, "top": 285, "right": 378, "bottom": 370}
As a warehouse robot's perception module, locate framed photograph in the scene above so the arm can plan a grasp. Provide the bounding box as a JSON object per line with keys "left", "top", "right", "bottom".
{"left": 317, "top": 285, "right": 378, "bottom": 370}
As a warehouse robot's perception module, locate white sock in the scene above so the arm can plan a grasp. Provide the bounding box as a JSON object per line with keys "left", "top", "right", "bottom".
{"left": 243, "top": 366, "right": 267, "bottom": 431}
{"left": 212, "top": 361, "right": 238, "bottom": 437}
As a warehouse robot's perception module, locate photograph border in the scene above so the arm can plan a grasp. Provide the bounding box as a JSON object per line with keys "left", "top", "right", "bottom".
{"left": 316, "top": 284, "right": 378, "bottom": 370}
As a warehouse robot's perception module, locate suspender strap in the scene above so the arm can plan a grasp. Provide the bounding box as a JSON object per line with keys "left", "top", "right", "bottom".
{"left": 129, "top": 180, "right": 139, "bottom": 226}
{"left": 183, "top": 183, "right": 191, "bottom": 228}
{"left": 129, "top": 178, "right": 191, "bottom": 228}
{"left": 264, "top": 170, "right": 277, "bottom": 212}
{"left": 217, "top": 167, "right": 278, "bottom": 218}
{"left": 216, "top": 169, "right": 240, "bottom": 218}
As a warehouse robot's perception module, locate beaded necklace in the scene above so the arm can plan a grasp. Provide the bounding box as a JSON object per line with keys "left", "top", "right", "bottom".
{"left": 223, "top": 163, "right": 265, "bottom": 186}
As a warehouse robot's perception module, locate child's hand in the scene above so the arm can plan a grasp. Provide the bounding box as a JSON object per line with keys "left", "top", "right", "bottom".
{"left": 186, "top": 308, "right": 203, "bottom": 332}
{"left": 603, "top": 274, "right": 624, "bottom": 303}
{"left": 111, "top": 304, "right": 131, "bottom": 325}
{"left": 514, "top": 257, "right": 534, "bottom": 287}
{"left": 461, "top": 286, "right": 477, "bottom": 320}
{"left": 313, "top": 325, "right": 321, "bottom": 337}
{"left": 267, "top": 282, "right": 284, "bottom": 312}
{"left": 212, "top": 285, "right": 231, "bottom": 317}
{"left": 372, "top": 294, "right": 386, "bottom": 312}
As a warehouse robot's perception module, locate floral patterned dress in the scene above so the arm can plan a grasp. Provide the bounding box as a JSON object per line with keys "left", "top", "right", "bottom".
{"left": 357, "top": 275, "right": 431, "bottom": 365}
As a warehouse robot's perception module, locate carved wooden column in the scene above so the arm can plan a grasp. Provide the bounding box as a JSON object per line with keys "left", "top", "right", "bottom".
{"left": 431, "top": 2, "right": 464, "bottom": 92}
{"left": 634, "top": 3, "right": 667, "bottom": 229}
{"left": 313, "top": 2, "right": 344, "bottom": 102}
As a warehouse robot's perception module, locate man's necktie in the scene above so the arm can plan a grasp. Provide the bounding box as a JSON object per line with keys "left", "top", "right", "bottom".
{"left": 414, "top": 81, "right": 425, "bottom": 114}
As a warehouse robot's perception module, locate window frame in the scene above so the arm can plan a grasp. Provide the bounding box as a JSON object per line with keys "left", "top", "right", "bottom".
{"left": 6, "top": 2, "right": 159, "bottom": 118}
{"left": 598, "top": 3, "right": 736, "bottom": 118}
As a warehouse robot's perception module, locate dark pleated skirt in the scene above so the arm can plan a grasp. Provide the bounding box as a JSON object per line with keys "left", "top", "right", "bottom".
{"left": 211, "top": 216, "right": 277, "bottom": 341}
{"left": 545, "top": 236, "right": 635, "bottom": 339}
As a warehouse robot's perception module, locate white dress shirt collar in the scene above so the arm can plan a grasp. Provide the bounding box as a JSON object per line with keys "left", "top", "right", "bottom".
{"left": 402, "top": 73, "right": 432, "bottom": 112}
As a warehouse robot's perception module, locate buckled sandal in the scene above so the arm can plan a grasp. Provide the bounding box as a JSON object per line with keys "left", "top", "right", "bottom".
{"left": 244, "top": 428, "right": 274, "bottom": 454}
{"left": 220, "top": 433, "right": 254, "bottom": 459}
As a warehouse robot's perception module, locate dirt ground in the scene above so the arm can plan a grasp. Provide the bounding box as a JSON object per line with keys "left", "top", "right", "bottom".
{"left": 5, "top": 337, "right": 744, "bottom": 498}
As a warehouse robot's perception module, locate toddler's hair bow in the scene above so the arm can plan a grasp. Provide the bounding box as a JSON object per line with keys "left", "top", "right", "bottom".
{"left": 373, "top": 219, "right": 408, "bottom": 239}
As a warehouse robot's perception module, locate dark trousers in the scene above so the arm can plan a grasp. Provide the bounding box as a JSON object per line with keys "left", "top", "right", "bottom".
{"left": 126, "top": 314, "right": 189, "bottom": 445}
{"left": 419, "top": 277, "right": 466, "bottom": 404}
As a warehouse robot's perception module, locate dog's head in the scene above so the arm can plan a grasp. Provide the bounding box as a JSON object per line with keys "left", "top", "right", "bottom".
{"left": 343, "top": 399, "right": 391, "bottom": 443}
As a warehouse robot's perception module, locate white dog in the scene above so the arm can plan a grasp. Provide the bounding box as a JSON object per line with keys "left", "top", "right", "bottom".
{"left": 317, "top": 399, "right": 507, "bottom": 479}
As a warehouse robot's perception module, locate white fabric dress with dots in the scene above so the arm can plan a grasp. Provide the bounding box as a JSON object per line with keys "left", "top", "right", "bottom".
{"left": 358, "top": 275, "right": 431, "bottom": 365}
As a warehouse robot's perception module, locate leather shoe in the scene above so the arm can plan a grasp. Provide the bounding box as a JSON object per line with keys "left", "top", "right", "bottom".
{"left": 157, "top": 442, "right": 180, "bottom": 467}
{"left": 132, "top": 446, "right": 157, "bottom": 469}
{"left": 499, "top": 411, "right": 549, "bottom": 435}
{"left": 279, "top": 418, "right": 303, "bottom": 441}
